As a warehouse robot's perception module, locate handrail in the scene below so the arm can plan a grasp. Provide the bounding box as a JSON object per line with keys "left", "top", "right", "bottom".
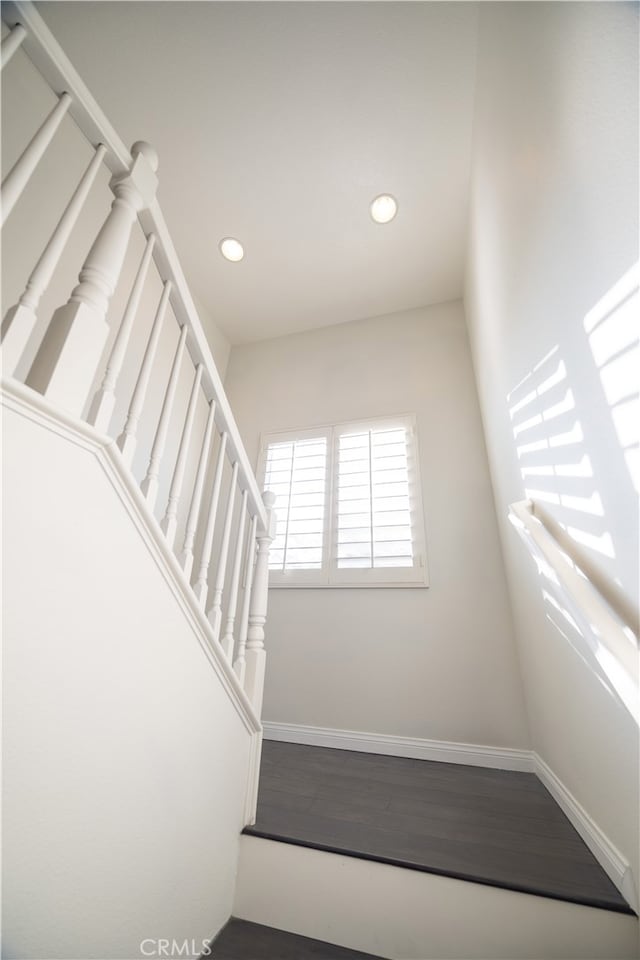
{"left": 2, "top": 1, "right": 131, "bottom": 174}
{"left": 533, "top": 500, "right": 639, "bottom": 639}
{"left": 2, "top": 0, "right": 267, "bottom": 532}
{"left": 509, "top": 499, "right": 639, "bottom": 685}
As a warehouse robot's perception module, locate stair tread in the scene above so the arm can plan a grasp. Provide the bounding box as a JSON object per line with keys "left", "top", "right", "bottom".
{"left": 210, "top": 918, "right": 385, "bottom": 959}
{"left": 243, "top": 741, "right": 633, "bottom": 915}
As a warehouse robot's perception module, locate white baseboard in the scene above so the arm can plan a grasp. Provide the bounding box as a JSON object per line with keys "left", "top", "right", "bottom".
{"left": 533, "top": 753, "right": 638, "bottom": 913}
{"left": 262, "top": 720, "right": 636, "bottom": 912}
{"left": 262, "top": 720, "right": 534, "bottom": 772}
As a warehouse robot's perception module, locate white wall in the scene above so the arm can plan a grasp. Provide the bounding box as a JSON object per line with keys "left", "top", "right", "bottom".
{"left": 224, "top": 301, "right": 530, "bottom": 747}
{"left": 465, "top": 1, "right": 639, "bottom": 892}
{"left": 2, "top": 397, "right": 253, "bottom": 960}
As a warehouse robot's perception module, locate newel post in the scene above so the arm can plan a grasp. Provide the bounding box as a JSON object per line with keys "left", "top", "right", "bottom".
{"left": 26, "top": 141, "right": 159, "bottom": 416}
{"left": 244, "top": 491, "right": 277, "bottom": 716}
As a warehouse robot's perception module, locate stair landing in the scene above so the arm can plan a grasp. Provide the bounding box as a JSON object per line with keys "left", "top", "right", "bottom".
{"left": 243, "top": 740, "right": 632, "bottom": 914}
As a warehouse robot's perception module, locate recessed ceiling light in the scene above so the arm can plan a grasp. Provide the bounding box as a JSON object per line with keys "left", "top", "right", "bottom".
{"left": 219, "top": 237, "right": 244, "bottom": 262}
{"left": 370, "top": 194, "right": 398, "bottom": 224}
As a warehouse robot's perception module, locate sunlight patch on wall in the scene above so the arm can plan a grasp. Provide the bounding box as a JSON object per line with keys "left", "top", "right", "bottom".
{"left": 506, "top": 316, "right": 638, "bottom": 720}
{"left": 508, "top": 344, "right": 615, "bottom": 560}
{"left": 584, "top": 263, "right": 640, "bottom": 494}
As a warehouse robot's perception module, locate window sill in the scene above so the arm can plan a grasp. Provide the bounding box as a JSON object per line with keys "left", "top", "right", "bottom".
{"left": 268, "top": 579, "right": 430, "bottom": 590}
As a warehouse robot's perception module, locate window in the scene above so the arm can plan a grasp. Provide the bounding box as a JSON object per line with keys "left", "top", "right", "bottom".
{"left": 259, "top": 415, "right": 428, "bottom": 587}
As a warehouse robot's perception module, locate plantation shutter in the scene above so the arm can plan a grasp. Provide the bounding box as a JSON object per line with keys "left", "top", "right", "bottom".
{"left": 260, "top": 415, "right": 427, "bottom": 587}
{"left": 263, "top": 431, "right": 329, "bottom": 578}
{"left": 336, "top": 424, "right": 413, "bottom": 568}
{"left": 332, "top": 416, "right": 424, "bottom": 584}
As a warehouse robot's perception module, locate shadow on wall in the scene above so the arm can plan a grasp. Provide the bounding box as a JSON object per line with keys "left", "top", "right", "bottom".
{"left": 506, "top": 264, "right": 639, "bottom": 724}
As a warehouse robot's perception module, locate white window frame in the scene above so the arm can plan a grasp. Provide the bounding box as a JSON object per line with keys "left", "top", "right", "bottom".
{"left": 257, "top": 414, "right": 429, "bottom": 588}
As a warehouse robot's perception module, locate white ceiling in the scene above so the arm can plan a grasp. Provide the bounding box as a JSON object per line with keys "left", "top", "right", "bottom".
{"left": 38, "top": 2, "right": 478, "bottom": 345}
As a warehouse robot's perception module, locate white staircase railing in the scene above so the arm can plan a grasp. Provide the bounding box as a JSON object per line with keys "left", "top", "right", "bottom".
{"left": 509, "top": 498, "right": 639, "bottom": 720}
{"left": 1, "top": 1, "right": 275, "bottom": 719}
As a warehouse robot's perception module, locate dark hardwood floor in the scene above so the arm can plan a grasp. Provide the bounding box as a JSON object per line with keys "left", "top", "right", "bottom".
{"left": 243, "top": 740, "right": 633, "bottom": 914}
{"left": 210, "top": 919, "right": 383, "bottom": 959}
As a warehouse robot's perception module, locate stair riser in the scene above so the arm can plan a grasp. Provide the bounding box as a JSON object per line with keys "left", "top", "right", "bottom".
{"left": 235, "top": 836, "right": 639, "bottom": 960}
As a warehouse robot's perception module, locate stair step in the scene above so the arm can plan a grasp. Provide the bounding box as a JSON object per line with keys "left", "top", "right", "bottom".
{"left": 209, "top": 918, "right": 384, "bottom": 959}
{"left": 234, "top": 835, "right": 639, "bottom": 959}
{"left": 245, "top": 740, "right": 632, "bottom": 914}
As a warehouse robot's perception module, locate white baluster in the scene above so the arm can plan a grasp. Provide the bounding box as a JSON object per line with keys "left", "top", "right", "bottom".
{"left": 2, "top": 144, "right": 107, "bottom": 378}
{"left": 26, "top": 141, "right": 159, "bottom": 416}
{"left": 221, "top": 489, "right": 249, "bottom": 661}
{"left": 1, "top": 23, "right": 27, "bottom": 70}
{"left": 161, "top": 363, "right": 203, "bottom": 548}
{"left": 207, "top": 461, "right": 239, "bottom": 642}
{"left": 193, "top": 431, "right": 228, "bottom": 606}
{"left": 179, "top": 400, "right": 216, "bottom": 581}
{"left": 116, "top": 280, "right": 171, "bottom": 466}
{"left": 139, "top": 324, "right": 187, "bottom": 509}
{"left": 234, "top": 514, "right": 258, "bottom": 686}
{"left": 1, "top": 92, "right": 71, "bottom": 226}
{"left": 87, "top": 232, "right": 156, "bottom": 432}
{"left": 193, "top": 430, "right": 229, "bottom": 609}
{"left": 244, "top": 491, "right": 277, "bottom": 715}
